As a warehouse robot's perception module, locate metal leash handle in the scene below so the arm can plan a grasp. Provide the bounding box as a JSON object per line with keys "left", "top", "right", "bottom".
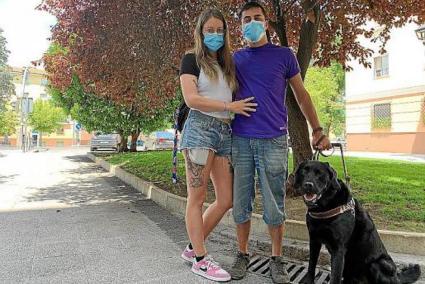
{"left": 312, "top": 142, "right": 351, "bottom": 187}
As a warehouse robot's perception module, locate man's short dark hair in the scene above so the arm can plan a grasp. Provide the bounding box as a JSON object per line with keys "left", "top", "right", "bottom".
{"left": 238, "top": 1, "right": 270, "bottom": 42}
{"left": 238, "top": 1, "right": 267, "bottom": 19}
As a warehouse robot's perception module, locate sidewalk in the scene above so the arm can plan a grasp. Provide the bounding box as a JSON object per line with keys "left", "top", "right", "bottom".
{"left": 345, "top": 151, "right": 425, "bottom": 163}
{"left": 0, "top": 149, "right": 265, "bottom": 283}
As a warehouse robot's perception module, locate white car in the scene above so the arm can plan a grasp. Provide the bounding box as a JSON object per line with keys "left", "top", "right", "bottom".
{"left": 90, "top": 134, "right": 120, "bottom": 152}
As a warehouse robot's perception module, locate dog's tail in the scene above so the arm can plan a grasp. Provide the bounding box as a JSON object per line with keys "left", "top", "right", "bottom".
{"left": 398, "top": 264, "right": 421, "bottom": 284}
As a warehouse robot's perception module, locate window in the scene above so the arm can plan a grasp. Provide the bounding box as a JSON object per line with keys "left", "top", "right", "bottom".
{"left": 372, "top": 103, "right": 391, "bottom": 129}
{"left": 40, "top": 78, "right": 49, "bottom": 86}
{"left": 374, "top": 55, "right": 389, "bottom": 78}
{"left": 56, "top": 127, "right": 65, "bottom": 135}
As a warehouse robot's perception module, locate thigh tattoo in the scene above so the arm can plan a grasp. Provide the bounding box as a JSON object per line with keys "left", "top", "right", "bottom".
{"left": 187, "top": 159, "right": 205, "bottom": 188}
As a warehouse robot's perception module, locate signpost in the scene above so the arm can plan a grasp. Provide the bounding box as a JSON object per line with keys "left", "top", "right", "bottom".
{"left": 74, "top": 123, "right": 81, "bottom": 146}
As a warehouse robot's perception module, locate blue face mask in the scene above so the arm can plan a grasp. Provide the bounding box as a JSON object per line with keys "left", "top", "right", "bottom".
{"left": 243, "top": 20, "right": 266, "bottom": 43}
{"left": 203, "top": 33, "right": 224, "bottom": 52}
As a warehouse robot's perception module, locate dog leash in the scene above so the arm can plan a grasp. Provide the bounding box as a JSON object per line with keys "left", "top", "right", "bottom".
{"left": 172, "top": 107, "right": 179, "bottom": 184}
{"left": 309, "top": 139, "right": 354, "bottom": 219}
{"left": 312, "top": 138, "right": 351, "bottom": 187}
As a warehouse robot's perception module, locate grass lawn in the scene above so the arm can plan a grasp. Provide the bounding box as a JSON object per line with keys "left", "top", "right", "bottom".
{"left": 97, "top": 150, "right": 425, "bottom": 232}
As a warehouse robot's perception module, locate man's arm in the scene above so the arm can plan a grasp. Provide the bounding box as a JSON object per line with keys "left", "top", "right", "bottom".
{"left": 288, "top": 73, "right": 331, "bottom": 150}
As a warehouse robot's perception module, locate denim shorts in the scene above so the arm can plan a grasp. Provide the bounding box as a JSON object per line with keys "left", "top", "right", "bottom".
{"left": 179, "top": 110, "right": 232, "bottom": 158}
{"left": 232, "top": 134, "right": 288, "bottom": 226}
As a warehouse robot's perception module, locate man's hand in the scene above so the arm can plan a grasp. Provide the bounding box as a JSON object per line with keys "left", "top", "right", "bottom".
{"left": 312, "top": 131, "right": 332, "bottom": 150}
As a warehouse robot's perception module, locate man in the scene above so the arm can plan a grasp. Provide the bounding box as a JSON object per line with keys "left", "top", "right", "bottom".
{"left": 229, "top": 2, "right": 331, "bottom": 283}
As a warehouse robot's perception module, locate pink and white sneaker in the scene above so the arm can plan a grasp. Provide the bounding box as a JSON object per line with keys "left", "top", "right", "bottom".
{"left": 191, "top": 255, "right": 231, "bottom": 282}
{"left": 181, "top": 244, "right": 195, "bottom": 262}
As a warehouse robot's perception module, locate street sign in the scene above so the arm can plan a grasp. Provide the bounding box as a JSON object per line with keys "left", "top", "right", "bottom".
{"left": 75, "top": 123, "right": 82, "bottom": 130}
{"left": 21, "top": 97, "right": 33, "bottom": 115}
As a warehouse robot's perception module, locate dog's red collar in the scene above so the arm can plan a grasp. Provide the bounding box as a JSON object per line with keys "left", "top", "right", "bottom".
{"left": 308, "top": 198, "right": 355, "bottom": 220}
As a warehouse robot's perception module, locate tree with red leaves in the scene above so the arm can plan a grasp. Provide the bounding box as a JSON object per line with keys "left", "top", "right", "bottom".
{"left": 39, "top": 0, "right": 425, "bottom": 168}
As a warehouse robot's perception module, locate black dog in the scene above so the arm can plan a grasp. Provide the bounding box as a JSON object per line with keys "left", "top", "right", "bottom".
{"left": 293, "top": 160, "right": 421, "bottom": 284}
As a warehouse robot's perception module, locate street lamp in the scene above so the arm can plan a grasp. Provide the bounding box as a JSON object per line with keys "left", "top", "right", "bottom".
{"left": 415, "top": 25, "right": 425, "bottom": 45}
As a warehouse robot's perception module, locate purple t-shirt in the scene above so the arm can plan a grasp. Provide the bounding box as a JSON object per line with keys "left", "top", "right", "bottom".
{"left": 232, "top": 43, "right": 300, "bottom": 138}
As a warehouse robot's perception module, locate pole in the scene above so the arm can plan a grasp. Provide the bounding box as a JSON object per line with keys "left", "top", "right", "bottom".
{"left": 19, "top": 67, "right": 29, "bottom": 152}
{"left": 72, "top": 120, "right": 75, "bottom": 146}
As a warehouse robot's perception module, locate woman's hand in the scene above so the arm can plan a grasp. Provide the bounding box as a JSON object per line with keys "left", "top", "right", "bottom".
{"left": 228, "top": 97, "right": 257, "bottom": 117}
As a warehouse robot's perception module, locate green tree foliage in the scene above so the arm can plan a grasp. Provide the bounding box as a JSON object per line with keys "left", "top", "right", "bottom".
{"left": 28, "top": 100, "right": 66, "bottom": 147}
{"left": 0, "top": 28, "right": 15, "bottom": 111}
{"left": 50, "top": 75, "right": 178, "bottom": 152}
{"left": 305, "top": 62, "right": 345, "bottom": 137}
{"left": 0, "top": 107, "right": 18, "bottom": 136}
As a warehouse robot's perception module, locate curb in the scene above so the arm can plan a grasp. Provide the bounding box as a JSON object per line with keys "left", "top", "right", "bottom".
{"left": 87, "top": 153, "right": 425, "bottom": 259}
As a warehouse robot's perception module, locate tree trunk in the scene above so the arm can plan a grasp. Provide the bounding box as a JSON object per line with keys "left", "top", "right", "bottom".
{"left": 288, "top": 5, "right": 321, "bottom": 168}
{"left": 38, "top": 132, "right": 42, "bottom": 148}
{"left": 130, "top": 129, "right": 140, "bottom": 152}
{"left": 281, "top": 2, "right": 322, "bottom": 195}
{"left": 119, "top": 136, "right": 128, "bottom": 152}
{"left": 117, "top": 130, "right": 129, "bottom": 152}
{"left": 272, "top": 1, "right": 321, "bottom": 170}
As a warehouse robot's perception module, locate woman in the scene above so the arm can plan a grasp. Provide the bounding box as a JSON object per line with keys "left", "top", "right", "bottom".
{"left": 179, "top": 8, "right": 257, "bottom": 282}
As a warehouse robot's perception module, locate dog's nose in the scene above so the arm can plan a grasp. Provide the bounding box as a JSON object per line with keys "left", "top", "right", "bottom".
{"left": 303, "top": 182, "right": 314, "bottom": 192}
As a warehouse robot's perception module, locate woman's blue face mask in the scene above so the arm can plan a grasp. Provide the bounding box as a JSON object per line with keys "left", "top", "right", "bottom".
{"left": 203, "top": 33, "right": 224, "bottom": 52}
{"left": 243, "top": 20, "right": 266, "bottom": 43}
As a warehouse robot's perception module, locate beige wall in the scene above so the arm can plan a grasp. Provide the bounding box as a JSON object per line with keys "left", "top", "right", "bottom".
{"left": 345, "top": 22, "right": 425, "bottom": 101}
{"left": 7, "top": 123, "right": 92, "bottom": 147}
{"left": 347, "top": 132, "right": 425, "bottom": 154}
{"left": 7, "top": 67, "right": 93, "bottom": 147}
{"left": 346, "top": 93, "right": 425, "bottom": 134}
{"left": 346, "top": 93, "right": 425, "bottom": 154}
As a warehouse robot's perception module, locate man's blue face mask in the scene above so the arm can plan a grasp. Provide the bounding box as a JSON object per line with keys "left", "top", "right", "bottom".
{"left": 203, "top": 33, "right": 224, "bottom": 52}
{"left": 243, "top": 20, "right": 266, "bottom": 43}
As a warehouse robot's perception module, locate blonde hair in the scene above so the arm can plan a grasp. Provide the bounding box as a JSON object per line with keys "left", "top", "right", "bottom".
{"left": 189, "top": 8, "right": 238, "bottom": 92}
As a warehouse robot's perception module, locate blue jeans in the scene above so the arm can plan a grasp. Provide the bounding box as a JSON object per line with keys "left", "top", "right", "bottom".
{"left": 232, "top": 135, "right": 288, "bottom": 226}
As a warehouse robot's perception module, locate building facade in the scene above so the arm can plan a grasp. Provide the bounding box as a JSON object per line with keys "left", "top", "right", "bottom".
{"left": 7, "top": 66, "right": 91, "bottom": 148}
{"left": 345, "top": 22, "right": 425, "bottom": 154}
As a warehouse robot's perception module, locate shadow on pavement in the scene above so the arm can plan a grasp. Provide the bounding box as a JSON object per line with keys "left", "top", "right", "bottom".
{"left": 22, "top": 154, "right": 146, "bottom": 206}
{"left": 0, "top": 174, "right": 18, "bottom": 185}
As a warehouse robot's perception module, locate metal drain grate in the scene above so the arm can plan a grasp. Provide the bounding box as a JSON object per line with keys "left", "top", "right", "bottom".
{"left": 247, "top": 255, "right": 331, "bottom": 284}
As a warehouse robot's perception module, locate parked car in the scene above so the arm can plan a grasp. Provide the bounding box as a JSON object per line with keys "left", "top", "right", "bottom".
{"left": 127, "top": 139, "right": 146, "bottom": 151}
{"left": 146, "top": 131, "right": 174, "bottom": 150}
{"left": 332, "top": 137, "right": 347, "bottom": 150}
{"left": 90, "top": 133, "right": 120, "bottom": 152}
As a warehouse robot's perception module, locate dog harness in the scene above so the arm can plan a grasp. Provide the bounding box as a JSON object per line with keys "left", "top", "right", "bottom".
{"left": 308, "top": 198, "right": 355, "bottom": 220}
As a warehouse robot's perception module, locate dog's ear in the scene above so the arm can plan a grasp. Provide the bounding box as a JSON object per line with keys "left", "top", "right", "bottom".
{"left": 294, "top": 160, "right": 307, "bottom": 174}
{"left": 326, "top": 163, "right": 341, "bottom": 190}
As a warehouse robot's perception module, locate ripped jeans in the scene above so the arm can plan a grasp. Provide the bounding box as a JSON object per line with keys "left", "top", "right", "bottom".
{"left": 179, "top": 110, "right": 232, "bottom": 162}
